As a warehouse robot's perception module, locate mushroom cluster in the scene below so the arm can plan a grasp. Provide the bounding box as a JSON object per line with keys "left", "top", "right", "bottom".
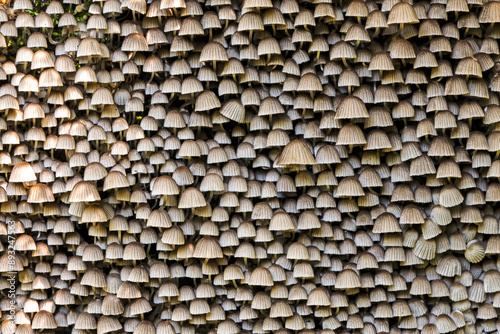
{"left": 1, "top": 0, "right": 500, "bottom": 333}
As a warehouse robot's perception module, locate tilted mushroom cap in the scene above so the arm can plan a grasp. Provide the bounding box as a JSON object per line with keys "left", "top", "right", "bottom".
{"left": 220, "top": 99, "right": 245, "bottom": 123}
{"left": 195, "top": 90, "right": 221, "bottom": 112}
{"left": 439, "top": 185, "right": 464, "bottom": 207}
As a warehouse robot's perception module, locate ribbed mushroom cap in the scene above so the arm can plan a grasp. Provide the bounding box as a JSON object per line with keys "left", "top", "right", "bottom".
{"left": 479, "top": 1, "right": 500, "bottom": 23}
{"left": 335, "top": 177, "right": 365, "bottom": 198}
{"left": 122, "top": 33, "right": 149, "bottom": 52}
{"left": 217, "top": 319, "right": 239, "bottom": 334}
{"left": 178, "top": 187, "right": 206, "bottom": 208}
{"left": 409, "top": 276, "right": 432, "bottom": 295}
{"left": 464, "top": 240, "right": 485, "bottom": 263}
{"left": 9, "top": 161, "right": 36, "bottom": 183}
{"left": 103, "top": 171, "right": 129, "bottom": 191}
{"left": 123, "top": 242, "right": 146, "bottom": 261}
{"left": 337, "top": 123, "right": 367, "bottom": 146}
{"left": 27, "top": 183, "right": 55, "bottom": 203}
{"left": 439, "top": 185, "right": 464, "bottom": 207}
{"left": 193, "top": 237, "right": 223, "bottom": 259}
{"left": 335, "top": 269, "right": 361, "bottom": 289}
{"left": 32, "top": 50, "right": 54, "bottom": 70}
{"left": 249, "top": 267, "right": 274, "bottom": 286}
{"left": 269, "top": 211, "right": 296, "bottom": 232}
{"left": 32, "top": 310, "right": 57, "bottom": 330}
{"left": 296, "top": 73, "right": 322, "bottom": 92}
{"left": 307, "top": 287, "right": 331, "bottom": 306}
{"left": 335, "top": 96, "right": 369, "bottom": 120}
{"left": 373, "top": 212, "right": 401, "bottom": 233}
{"left": 238, "top": 11, "right": 264, "bottom": 32}
{"left": 275, "top": 140, "right": 317, "bottom": 166}
{"left": 145, "top": 210, "right": 172, "bottom": 231}
{"left": 387, "top": 2, "right": 419, "bottom": 25}
{"left": 19, "top": 75, "right": 39, "bottom": 93}
{"left": 436, "top": 255, "right": 462, "bottom": 277}
{"left": 484, "top": 270, "right": 500, "bottom": 293}
{"left": 200, "top": 41, "right": 228, "bottom": 62}
{"left": 97, "top": 315, "right": 122, "bottom": 334}
{"left": 69, "top": 181, "right": 101, "bottom": 202}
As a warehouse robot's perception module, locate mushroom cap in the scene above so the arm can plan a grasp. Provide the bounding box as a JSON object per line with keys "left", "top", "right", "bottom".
{"left": 275, "top": 140, "right": 317, "bottom": 166}
{"left": 9, "top": 161, "right": 37, "bottom": 183}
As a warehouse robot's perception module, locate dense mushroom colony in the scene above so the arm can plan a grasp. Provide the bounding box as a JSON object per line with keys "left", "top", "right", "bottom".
{"left": 1, "top": 0, "right": 500, "bottom": 333}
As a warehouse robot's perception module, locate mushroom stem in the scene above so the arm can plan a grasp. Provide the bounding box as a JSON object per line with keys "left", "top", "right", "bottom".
{"left": 147, "top": 72, "right": 155, "bottom": 84}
